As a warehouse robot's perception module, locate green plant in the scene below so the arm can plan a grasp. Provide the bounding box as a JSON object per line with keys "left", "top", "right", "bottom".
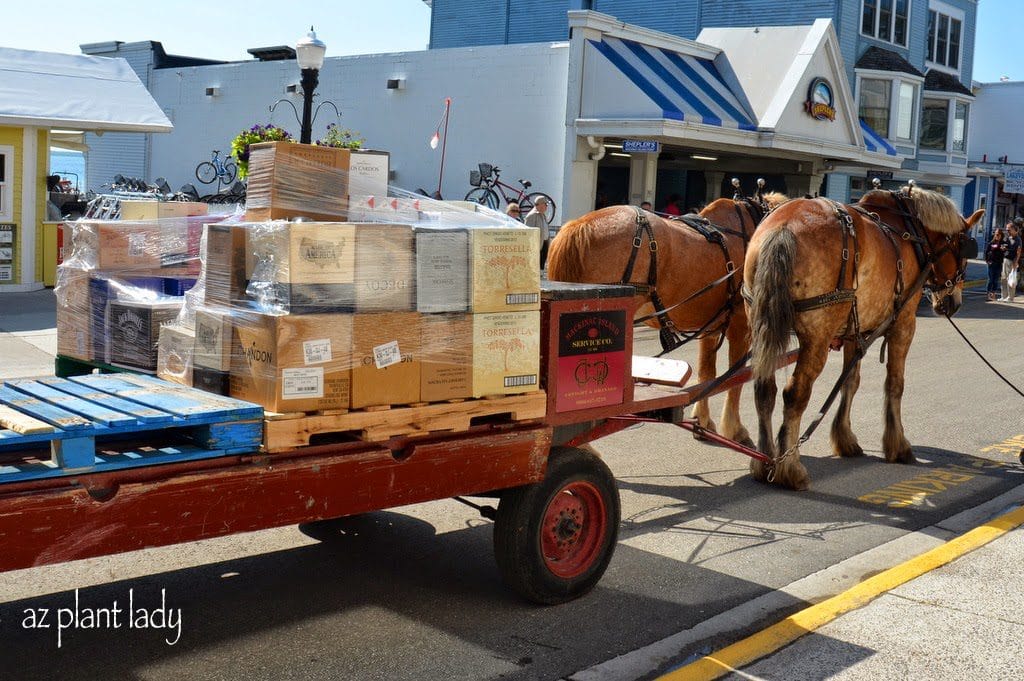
{"left": 317, "top": 123, "right": 364, "bottom": 150}
{"left": 230, "top": 124, "right": 293, "bottom": 179}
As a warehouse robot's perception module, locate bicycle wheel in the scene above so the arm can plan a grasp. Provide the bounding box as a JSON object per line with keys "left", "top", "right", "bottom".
{"left": 195, "top": 162, "right": 217, "bottom": 185}
{"left": 221, "top": 160, "right": 237, "bottom": 185}
{"left": 465, "top": 187, "right": 499, "bottom": 210}
{"left": 521, "top": 192, "right": 557, "bottom": 224}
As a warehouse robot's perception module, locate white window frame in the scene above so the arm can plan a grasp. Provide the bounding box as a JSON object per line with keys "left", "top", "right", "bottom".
{"left": 926, "top": 1, "right": 965, "bottom": 75}
{"left": 0, "top": 146, "right": 13, "bottom": 222}
{"left": 919, "top": 92, "right": 971, "bottom": 154}
{"left": 855, "top": 70, "right": 924, "bottom": 144}
{"left": 860, "top": 0, "right": 911, "bottom": 48}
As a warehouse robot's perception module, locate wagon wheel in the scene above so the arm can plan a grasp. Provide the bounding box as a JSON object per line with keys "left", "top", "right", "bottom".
{"left": 493, "top": 446, "right": 620, "bottom": 604}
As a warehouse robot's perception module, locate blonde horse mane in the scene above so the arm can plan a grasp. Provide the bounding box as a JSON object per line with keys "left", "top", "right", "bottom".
{"left": 863, "top": 186, "right": 963, "bottom": 235}
{"left": 762, "top": 192, "right": 789, "bottom": 210}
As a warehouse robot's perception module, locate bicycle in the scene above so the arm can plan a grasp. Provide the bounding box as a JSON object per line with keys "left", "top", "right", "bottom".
{"left": 195, "top": 150, "right": 237, "bottom": 186}
{"left": 464, "top": 163, "right": 556, "bottom": 224}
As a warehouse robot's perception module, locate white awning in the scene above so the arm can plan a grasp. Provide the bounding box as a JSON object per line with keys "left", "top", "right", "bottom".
{"left": 0, "top": 47, "right": 172, "bottom": 133}
{"left": 49, "top": 130, "right": 89, "bottom": 152}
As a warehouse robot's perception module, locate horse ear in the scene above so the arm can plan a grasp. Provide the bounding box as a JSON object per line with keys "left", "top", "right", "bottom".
{"left": 964, "top": 209, "right": 985, "bottom": 229}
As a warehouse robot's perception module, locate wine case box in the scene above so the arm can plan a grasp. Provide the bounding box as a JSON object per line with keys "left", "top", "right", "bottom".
{"left": 350, "top": 312, "right": 421, "bottom": 408}
{"left": 229, "top": 312, "right": 353, "bottom": 413}
{"left": 471, "top": 311, "right": 540, "bottom": 397}
{"left": 415, "top": 228, "right": 469, "bottom": 313}
{"left": 156, "top": 324, "right": 195, "bottom": 387}
{"left": 193, "top": 307, "right": 233, "bottom": 372}
{"left": 245, "top": 142, "right": 351, "bottom": 222}
{"left": 90, "top": 219, "right": 203, "bottom": 276}
{"left": 354, "top": 224, "right": 415, "bottom": 312}
{"left": 56, "top": 267, "right": 91, "bottom": 361}
{"left": 106, "top": 299, "right": 183, "bottom": 372}
{"left": 469, "top": 228, "right": 540, "bottom": 313}
{"left": 420, "top": 313, "right": 472, "bottom": 402}
{"left": 119, "top": 201, "right": 208, "bottom": 221}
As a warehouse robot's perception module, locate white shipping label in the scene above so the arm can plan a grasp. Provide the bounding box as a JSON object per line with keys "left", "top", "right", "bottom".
{"left": 282, "top": 367, "right": 324, "bottom": 399}
{"left": 128, "top": 233, "right": 147, "bottom": 257}
{"left": 303, "top": 338, "right": 332, "bottom": 365}
{"left": 373, "top": 340, "right": 401, "bottom": 369}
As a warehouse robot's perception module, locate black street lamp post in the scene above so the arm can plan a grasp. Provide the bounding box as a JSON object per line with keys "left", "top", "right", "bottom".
{"left": 295, "top": 27, "right": 326, "bottom": 144}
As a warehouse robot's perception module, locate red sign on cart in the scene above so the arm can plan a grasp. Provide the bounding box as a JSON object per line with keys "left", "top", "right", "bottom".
{"left": 556, "top": 310, "right": 627, "bottom": 412}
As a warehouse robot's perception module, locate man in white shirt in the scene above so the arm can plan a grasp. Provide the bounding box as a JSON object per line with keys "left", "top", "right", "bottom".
{"left": 524, "top": 196, "right": 549, "bottom": 269}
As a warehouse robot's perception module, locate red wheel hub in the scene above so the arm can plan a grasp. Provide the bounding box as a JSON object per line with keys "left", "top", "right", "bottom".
{"left": 541, "top": 481, "right": 607, "bottom": 578}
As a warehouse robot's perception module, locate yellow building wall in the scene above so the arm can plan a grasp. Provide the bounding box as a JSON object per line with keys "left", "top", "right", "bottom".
{"left": 36, "top": 128, "right": 48, "bottom": 283}
{"left": 0, "top": 126, "right": 24, "bottom": 285}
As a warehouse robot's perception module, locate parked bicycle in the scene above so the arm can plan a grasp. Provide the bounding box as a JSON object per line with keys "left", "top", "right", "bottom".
{"left": 195, "top": 149, "right": 237, "bottom": 186}
{"left": 464, "top": 163, "right": 556, "bottom": 224}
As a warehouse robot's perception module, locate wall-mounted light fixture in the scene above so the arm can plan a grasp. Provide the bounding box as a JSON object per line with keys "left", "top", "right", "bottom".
{"left": 386, "top": 78, "right": 406, "bottom": 90}
{"left": 691, "top": 154, "right": 717, "bottom": 161}
{"left": 284, "top": 83, "right": 299, "bottom": 94}
{"left": 205, "top": 87, "right": 221, "bottom": 97}
{"left": 609, "top": 152, "right": 631, "bottom": 158}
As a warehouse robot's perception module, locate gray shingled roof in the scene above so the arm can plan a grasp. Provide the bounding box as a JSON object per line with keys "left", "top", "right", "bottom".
{"left": 924, "top": 69, "right": 973, "bottom": 96}
{"left": 855, "top": 46, "right": 924, "bottom": 77}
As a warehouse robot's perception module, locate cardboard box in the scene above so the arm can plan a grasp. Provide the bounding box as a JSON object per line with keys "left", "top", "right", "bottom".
{"left": 415, "top": 228, "right": 469, "bottom": 313}
{"left": 229, "top": 312, "right": 353, "bottom": 413}
{"left": 89, "top": 219, "right": 204, "bottom": 276}
{"left": 204, "top": 223, "right": 250, "bottom": 306}
{"left": 106, "top": 299, "right": 183, "bottom": 371}
{"left": 89, "top": 274, "right": 165, "bottom": 362}
{"left": 156, "top": 324, "right": 195, "bottom": 387}
{"left": 350, "top": 312, "right": 421, "bottom": 408}
{"left": 472, "top": 311, "right": 540, "bottom": 397}
{"left": 348, "top": 150, "right": 390, "bottom": 198}
{"left": 120, "top": 201, "right": 208, "bottom": 221}
{"left": 470, "top": 228, "right": 540, "bottom": 312}
{"left": 248, "top": 222, "right": 358, "bottom": 312}
{"left": 245, "top": 142, "right": 350, "bottom": 222}
{"left": 56, "top": 267, "right": 91, "bottom": 361}
{"left": 347, "top": 195, "right": 421, "bottom": 223}
{"left": 193, "top": 307, "right": 233, "bottom": 372}
{"left": 193, "top": 367, "right": 230, "bottom": 395}
{"left": 355, "top": 224, "right": 415, "bottom": 312}
{"left": 420, "top": 313, "right": 472, "bottom": 402}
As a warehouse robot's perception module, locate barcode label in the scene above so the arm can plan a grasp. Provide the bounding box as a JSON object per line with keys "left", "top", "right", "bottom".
{"left": 282, "top": 367, "right": 324, "bottom": 399}
{"left": 504, "top": 374, "right": 537, "bottom": 388}
{"left": 373, "top": 340, "right": 401, "bottom": 369}
{"left": 0, "top": 265, "right": 11, "bottom": 281}
{"left": 128, "top": 233, "right": 147, "bottom": 257}
{"left": 505, "top": 293, "right": 539, "bottom": 305}
{"left": 303, "top": 338, "right": 332, "bottom": 365}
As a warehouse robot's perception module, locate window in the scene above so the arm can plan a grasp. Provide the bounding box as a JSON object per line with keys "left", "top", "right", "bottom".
{"left": 861, "top": 0, "right": 909, "bottom": 47}
{"left": 896, "top": 82, "right": 915, "bottom": 139}
{"left": 860, "top": 79, "right": 891, "bottom": 137}
{"left": 0, "top": 149, "right": 11, "bottom": 221}
{"left": 920, "top": 98, "right": 948, "bottom": 150}
{"left": 927, "top": 8, "right": 963, "bottom": 70}
{"left": 952, "top": 101, "right": 968, "bottom": 152}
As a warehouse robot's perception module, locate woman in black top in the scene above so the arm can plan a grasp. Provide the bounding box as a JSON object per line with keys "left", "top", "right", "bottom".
{"left": 985, "top": 228, "right": 1005, "bottom": 301}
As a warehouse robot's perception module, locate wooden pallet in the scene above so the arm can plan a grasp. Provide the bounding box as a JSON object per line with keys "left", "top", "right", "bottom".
{"left": 263, "top": 390, "right": 548, "bottom": 452}
{"left": 0, "top": 373, "right": 263, "bottom": 484}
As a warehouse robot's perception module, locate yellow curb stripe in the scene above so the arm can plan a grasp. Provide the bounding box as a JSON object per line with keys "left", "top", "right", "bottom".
{"left": 659, "top": 504, "right": 1024, "bottom": 681}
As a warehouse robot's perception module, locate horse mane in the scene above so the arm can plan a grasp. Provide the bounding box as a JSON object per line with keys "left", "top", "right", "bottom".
{"left": 861, "top": 187, "right": 963, "bottom": 235}
{"left": 762, "top": 192, "right": 789, "bottom": 210}
{"left": 546, "top": 210, "right": 607, "bottom": 282}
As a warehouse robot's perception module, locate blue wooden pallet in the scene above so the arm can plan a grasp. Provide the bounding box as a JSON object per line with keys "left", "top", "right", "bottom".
{"left": 0, "top": 374, "right": 264, "bottom": 484}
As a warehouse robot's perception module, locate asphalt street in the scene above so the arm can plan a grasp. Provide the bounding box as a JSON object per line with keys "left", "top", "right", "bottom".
{"left": 0, "top": 268, "right": 1021, "bottom": 681}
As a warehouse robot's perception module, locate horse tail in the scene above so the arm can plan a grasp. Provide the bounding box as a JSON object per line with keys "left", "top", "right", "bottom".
{"left": 750, "top": 227, "right": 796, "bottom": 381}
{"left": 546, "top": 218, "right": 588, "bottom": 282}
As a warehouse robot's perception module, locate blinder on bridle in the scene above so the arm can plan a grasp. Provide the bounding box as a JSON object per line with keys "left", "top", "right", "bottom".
{"left": 959, "top": 235, "right": 979, "bottom": 261}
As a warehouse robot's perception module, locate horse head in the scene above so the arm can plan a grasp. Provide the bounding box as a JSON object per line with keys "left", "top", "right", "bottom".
{"left": 859, "top": 187, "right": 984, "bottom": 317}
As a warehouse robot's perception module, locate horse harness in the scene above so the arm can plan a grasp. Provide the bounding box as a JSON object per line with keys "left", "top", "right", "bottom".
{"left": 619, "top": 204, "right": 757, "bottom": 355}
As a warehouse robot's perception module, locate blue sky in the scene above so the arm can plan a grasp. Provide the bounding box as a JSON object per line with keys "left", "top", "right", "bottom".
{"left": 2, "top": 1, "right": 1019, "bottom": 81}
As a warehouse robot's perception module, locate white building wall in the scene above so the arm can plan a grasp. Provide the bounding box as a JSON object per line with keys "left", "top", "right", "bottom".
{"left": 146, "top": 43, "right": 570, "bottom": 217}
{"left": 967, "top": 81, "right": 1024, "bottom": 164}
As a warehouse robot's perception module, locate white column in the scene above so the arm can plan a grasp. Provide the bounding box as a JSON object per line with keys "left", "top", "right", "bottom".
{"left": 21, "top": 126, "right": 38, "bottom": 288}
{"left": 628, "top": 153, "right": 658, "bottom": 205}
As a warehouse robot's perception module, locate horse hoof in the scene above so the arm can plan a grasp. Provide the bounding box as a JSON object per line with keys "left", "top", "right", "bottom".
{"left": 886, "top": 447, "right": 916, "bottom": 464}
{"left": 750, "top": 459, "right": 769, "bottom": 483}
{"left": 837, "top": 444, "right": 865, "bottom": 458}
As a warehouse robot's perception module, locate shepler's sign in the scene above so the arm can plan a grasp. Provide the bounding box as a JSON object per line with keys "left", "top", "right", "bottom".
{"left": 804, "top": 77, "right": 836, "bottom": 121}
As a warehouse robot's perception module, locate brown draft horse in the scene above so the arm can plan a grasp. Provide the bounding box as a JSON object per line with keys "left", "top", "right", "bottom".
{"left": 744, "top": 186, "right": 984, "bottom": 490}
{"left": 547, "top": 192, "right": 788, "bottom": 445}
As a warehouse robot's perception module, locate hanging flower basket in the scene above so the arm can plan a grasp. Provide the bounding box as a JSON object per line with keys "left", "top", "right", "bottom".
{"left": 316, "top": 123, "right": 364, "bottom": 150}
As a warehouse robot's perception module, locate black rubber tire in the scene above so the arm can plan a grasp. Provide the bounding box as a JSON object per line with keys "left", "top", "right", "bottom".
{"left": 521, "top": 191, "right": 557, "bottom": 224}
{"left": 465, "top": 187, "right": 499, "bottom": 210}
{"left": 493, "top": 446, "right": 620, "bottom": 605}
{"left": 195, "top": 161, "right": 217, "bottom": 184}
{"left": 221, "top": 160, "right": 238, "bottom": 185}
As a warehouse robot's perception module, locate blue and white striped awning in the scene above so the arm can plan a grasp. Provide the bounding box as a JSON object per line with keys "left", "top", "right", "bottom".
{"left": 860, "top": 118, "right": 898, "bottom": 155}
{"left": 588, "top": 37, "right": 756, "bottom": 131}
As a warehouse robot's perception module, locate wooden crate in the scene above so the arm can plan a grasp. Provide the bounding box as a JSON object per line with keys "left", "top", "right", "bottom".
{"left": 263, "top": 390, "right": 547, "bottom": 451}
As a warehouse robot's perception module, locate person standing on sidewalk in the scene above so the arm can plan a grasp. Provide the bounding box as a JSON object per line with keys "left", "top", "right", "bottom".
{"left": 524, "top": 196, "right": 550, "bottom": 269}
{"left": 985, "top": 227, "right": 1005, "bottom": 301}
{"left": 999, "top": 221, "right": 1020, "bottom": 302}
